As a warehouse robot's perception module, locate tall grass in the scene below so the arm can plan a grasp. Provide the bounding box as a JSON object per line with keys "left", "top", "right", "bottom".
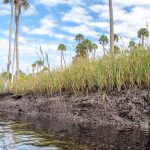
{"left": 10, "top": 47, "right": 150, "bottom": 95}
{"left": 0, "top": 77, "right": 5, "bottom": 93}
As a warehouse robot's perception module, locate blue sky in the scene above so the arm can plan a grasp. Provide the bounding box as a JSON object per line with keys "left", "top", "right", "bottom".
{"left": 0, "top": 0, "right": 150, "bottom": 73}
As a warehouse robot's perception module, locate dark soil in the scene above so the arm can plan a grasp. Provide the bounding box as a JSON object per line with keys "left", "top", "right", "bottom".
{"left": 0, "top": 88, "right": 150, "bottom": 129}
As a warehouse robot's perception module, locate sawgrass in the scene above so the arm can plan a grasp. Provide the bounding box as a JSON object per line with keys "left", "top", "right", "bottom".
{"left": 0, "top": 77, "right": 5, "bottom": 93}
{"left": 8, "top": 47, "right": 150, "bottom": 95}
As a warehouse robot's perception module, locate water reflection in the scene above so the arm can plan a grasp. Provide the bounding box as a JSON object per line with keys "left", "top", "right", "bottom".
{"left": 0, "top": 113, "right": 149, "bottom": 150}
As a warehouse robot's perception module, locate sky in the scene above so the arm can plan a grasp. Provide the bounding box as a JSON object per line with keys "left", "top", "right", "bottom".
{"left": 0, "top": 0, "right": 150, "bottom": 73}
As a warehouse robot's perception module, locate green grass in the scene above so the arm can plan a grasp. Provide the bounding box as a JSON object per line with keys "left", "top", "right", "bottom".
{"left": 0, "top": 77, "right": 5, "bottom": 93}
{"left": 4, "top": 47, "right": 150, "bottom": 95}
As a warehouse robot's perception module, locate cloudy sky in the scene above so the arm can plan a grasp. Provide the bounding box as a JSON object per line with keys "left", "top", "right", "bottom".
{"left": 0, "top": 0, "right": 150, "bottom": 73}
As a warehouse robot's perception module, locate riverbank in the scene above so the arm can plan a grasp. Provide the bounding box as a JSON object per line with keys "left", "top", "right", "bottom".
{"left": 0, "top": 48, "right": 150, "bottom": 129}
{"left": 0, "top": 87, "right": 149, "bottom": 129}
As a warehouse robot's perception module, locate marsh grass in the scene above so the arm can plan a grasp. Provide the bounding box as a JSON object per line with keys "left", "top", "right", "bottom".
{"left": 7, "top": 47, "right": 150, "bottom": 95}
{"left": 0, "top": 77, "right": 5, "bottom": 93}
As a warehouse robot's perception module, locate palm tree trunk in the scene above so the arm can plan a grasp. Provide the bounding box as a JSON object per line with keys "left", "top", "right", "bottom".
{"left": 37, "top": 66, "right": 39, "bottom": 74}
{"left": 103, "top": 45, "right": 105, "bottom": 56}
{"left": 39, "top": 66, "right": 41, "bottom": 72}
{"left": 11, "top": 38, "right": 16, "bottom": 83}
{"left": 94, "top": 49, "right": 96, "bottom": 58}
{"left": 15, "top": 7, "right": 20, "bottom": 80}
{"left": 142, "top": 36, "right": 144, "bottom": 46}
{"left": 62, "top": 52, "right": 66, "bottom": 68}
{"left": 11, "top": 3, "right": 16, "bottom": 83}
{"left": 109, "top": 0, "right": 114, "bottom": 52}
{"left": 32, "top": 68, "right": 34, "bottom": 76}
{"left": 5, "top": 0, "right": 14, "bottom": 89}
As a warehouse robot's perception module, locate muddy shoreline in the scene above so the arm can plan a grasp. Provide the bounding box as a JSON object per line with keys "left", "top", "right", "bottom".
{"left": 0, "top": 88, "right": 150, "bottom": 129}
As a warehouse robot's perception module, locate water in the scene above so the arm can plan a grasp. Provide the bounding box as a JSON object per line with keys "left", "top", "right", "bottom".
{"left": 0, "top": 114, "right": 149, "bottom": 150}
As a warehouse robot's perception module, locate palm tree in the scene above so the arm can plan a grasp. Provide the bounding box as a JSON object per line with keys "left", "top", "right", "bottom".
{"left": 75, "top": 34, "right": 84, "bottom": 43}
{"left": 58, "top": 44, "right": 66, "bottom": 69}
{"left": 75, "top": 43, "right": 87, "bottom": 58}
{"left": 82, "top": 39, "right": 93, "bottom": 54}
{"left": 137, "top": 28, "right": 149, "bottom": 46}
{"left": 92, "top": 43, "right": 98, "bottom": 58}
{"left": 114, "top": 46, "right": 120, "bottom": 54}
{"left": 74, "top": 39, "right": 92, "bottom": 59}
{"left": 109, "top": 0, "right": 114, "bottom": 52}
{"left": 18, "top": 69, "right": 26, "bottom": 76}
{"left": 114, "top": 34, "right": 119, "bottom": 45}
{"left": 14, "top": 0, "right": 29, "bottom": 80}
{"left": 3, "top": 0, "right": 14, "bottom": 89}
{"left": 128, "top": 40, "right": 136, "bottom": 50}
{"left": 32, "top": 62, "right": 36, "bottom": 75}
{"left": 37, "top": 60, "right": 44, "bottom": 72}
{"left": 99, "top": 35, "right": 108, "bottom": 56}
{"left": 32, "top": 60, "right": 44, "bottom": 74}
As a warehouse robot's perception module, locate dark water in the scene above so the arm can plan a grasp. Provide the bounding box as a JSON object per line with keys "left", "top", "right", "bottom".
{"left": 0, "top": 114, "right": 149, "bottom": 150}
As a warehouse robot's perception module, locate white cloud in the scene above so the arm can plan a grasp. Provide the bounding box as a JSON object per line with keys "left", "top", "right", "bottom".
{"left": 62, "top": 24, "right": 99, "bottom": 38}
{"left": 88, "top": 21, "right": 109, "bottom": 29}
{"left": 62, "top": 6, "right": 109, "bottom": 35}
{"left": 102, "top": 0, "right": 150, "bottom": 7}
{"left": 0, "top": 3, "right": 37, "bottom": 16}
{"left": 90, "top": 4, "right": 108, "bottom": 13}
{"left": 0, "top": 4, "right": 11, "bottom": 16}
{"left": 22, "top": 15, "right": 56, "bottom": 35}
{"left": 0, "top": 35, "right": 73, "bottom": 72}
{"left": 40, "top": 15, "right": 56, "bottom": 28}
{"left": 62, "top": 6, "right": 92, "bottom": 24}
{"left": 90, "top": 2, "right": 150, "bottom": 39}
{"left": 35, "top": 0, "right": 84, "bottom": 7}
{"left": 21, "top": 14, "right": 75, "bottom": 42}
{"left": 22, "top": 24, "right": 75, "bottom": 42}
{"left": 23, "top": 5, "right": 37, "bottom": 16}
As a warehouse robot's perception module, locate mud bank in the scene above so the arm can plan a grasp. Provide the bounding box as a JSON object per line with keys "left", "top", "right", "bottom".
{"left": 0, "top": 88, "right": 150, "bottom": 129}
